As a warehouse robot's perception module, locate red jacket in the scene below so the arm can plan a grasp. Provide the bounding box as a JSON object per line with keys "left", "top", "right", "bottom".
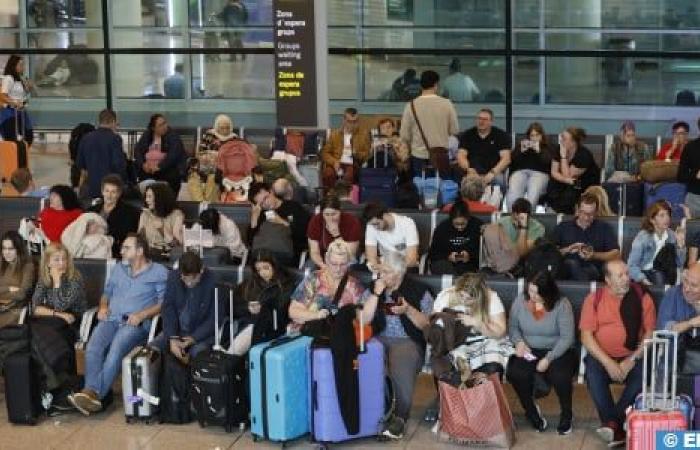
{"left": 38, "top": 207, "right": 82, "bottom": 243}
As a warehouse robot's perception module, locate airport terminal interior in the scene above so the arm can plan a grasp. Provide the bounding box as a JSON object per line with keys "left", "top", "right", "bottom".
{"left": 0, "top": 0, "right": 699, "bottom": 449}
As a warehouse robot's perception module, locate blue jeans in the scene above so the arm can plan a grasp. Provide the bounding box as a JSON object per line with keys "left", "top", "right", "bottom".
{"left": 150, "top": 333, "right": 212, "bottom": 358}
{"left": 85, "top": 320, "right": 149, "bottom": 399}
{"left": 585, "top": 354, "right": 644, "bottom": 427}
{"left": 563, "top": 256, "right": 601, "bottom": 281}
{"left": 506, "top": 169, "right": 549, "bottom": 209}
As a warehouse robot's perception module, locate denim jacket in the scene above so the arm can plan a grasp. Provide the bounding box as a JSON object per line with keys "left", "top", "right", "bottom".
{"left": 627, "top": 229, "right": 685, "bottom": 283}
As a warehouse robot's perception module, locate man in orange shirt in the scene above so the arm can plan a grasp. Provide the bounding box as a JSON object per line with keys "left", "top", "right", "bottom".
{"left": 580, "top": 260, "right": 656, "bottom": 448}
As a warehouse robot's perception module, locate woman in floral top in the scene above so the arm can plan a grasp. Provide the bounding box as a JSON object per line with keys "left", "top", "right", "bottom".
{"left": 289, "top": 239, "right": 381, "bottom": 329}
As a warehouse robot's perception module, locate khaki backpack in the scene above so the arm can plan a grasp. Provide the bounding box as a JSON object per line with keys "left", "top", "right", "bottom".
{"left": 481, "top": 223, "right": 519, "bottom": 273}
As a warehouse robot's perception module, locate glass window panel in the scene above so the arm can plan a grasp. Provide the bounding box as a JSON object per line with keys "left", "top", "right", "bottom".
{"left": 190, "top": 53, "right": 274, "bottom": 99}
{"left": 513, "top": 31, "right": 540, "bottom": 50}
{"left": 364, "top": 0, "right": 504, "bottom": 28}
{"left": 114, "top": 54, "right": 274, "bottom": 99}
{"left": 361, "top": 29, "right": 505, "bottom": 50}
{"left": 0, "top": 0, "right": 18, "bottom": 27}
{"left": 362, "top": 55, "right": 504, "bottom": 103}
{"left": 112, "top": 0, "right": 187, "bottom": 27}
{"left": 189, "top": 28, "right": 273, "bottom": 48}
{"left": 328, "top": 28, "right": 358, "bottom": 48}
{"left": 28, "top": 30, "right": 103, "bottom": 48}
{"left": 328, "top": 0, "right": 358, "bottom": 26}
{"left": 112, "top": 30, "right": 188, "bottom": 48}
{"left": 0, "top": 30, "right": 19, "bottom": 48}
{"left": 545, "top": 56, "right": 700, "bottom": 106}
{"left": 188, "top": 0, "right": 272, "bottom": 27}
{"left": 27, "top": 0, "right": 101, "bottom": 28}
{"left": 30, "top": 54, "right": 104, "bottom": 98}
{"left": 545, "top": 0, "right": 700, "bottom": 29}
{"left": 544, "top": 31, "right": 700, "bottom": 52}
{"left": 514, "top": 56, "right": 541, "bottom": 104}
{"left": 328, "top": 54, "right": 358, "bottom": 100}
{"left": 513, "top": 0, "right": 540, "bottom": 28}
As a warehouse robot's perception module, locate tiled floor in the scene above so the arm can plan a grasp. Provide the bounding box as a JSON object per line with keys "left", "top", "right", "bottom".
{"left": 0, "top": 373, "right": 614, "bottom": 450}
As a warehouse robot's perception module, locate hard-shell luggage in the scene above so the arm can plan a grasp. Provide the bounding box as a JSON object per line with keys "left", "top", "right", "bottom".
{"left": 603, "top": 182, "right": 644, "bottom": 216}
{"left": 158, "top": 352, "right": 194, "bottom": 424}
{"left": 678, "top": 373, "right": 700, "bottom": 407}
{"left": 644, "top": 182, "right": 687, "bottom": 221}
{"left": 312, "top": 338, "right": 385, "bottom": 443}
{"left": 0, "top": 108, "right": 29, "bottom": 183}
{"left": 626, "top": 330, "right": 689, "bottom": 450}
{"left": 0, "top": 139, "right": 28, "bottom": 183}
{"left": 4, "top": 350, "right": 42, "bottom": 425}
{"left": 122, "top": 345, "right": 161, "bottom": 423}
{"left": 249, "top": 334, "right": 313, "bottom": 442}
{"left": 360, "top": 146, "right": 398, "bottom": 206}
{"left": 190, "top": 288, "right": 248, "bottom": 432}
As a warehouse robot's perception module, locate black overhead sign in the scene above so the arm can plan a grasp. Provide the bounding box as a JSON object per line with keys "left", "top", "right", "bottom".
{"left": 273, "top": 0, "right": 317, "bottom": 127}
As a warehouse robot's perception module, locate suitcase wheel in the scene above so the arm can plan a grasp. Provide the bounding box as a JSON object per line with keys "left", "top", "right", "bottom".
{"left": 252, "top": 435, "right": 259, "bottom": 443}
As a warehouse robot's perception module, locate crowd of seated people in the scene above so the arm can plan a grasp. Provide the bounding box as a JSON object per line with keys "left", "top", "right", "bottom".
{"left": 4, "top": 69, "right": 700, "bottom": 447}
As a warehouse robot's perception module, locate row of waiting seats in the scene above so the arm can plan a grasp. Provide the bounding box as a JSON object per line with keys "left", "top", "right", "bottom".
{"left": 3, "top": 197, "right": 699, "bottom": 269}
{"left": 36, "top": 124, "right": 678, "bottom": 172}
{"left": 67, "top": 257, "right": 670, "bottom": 384}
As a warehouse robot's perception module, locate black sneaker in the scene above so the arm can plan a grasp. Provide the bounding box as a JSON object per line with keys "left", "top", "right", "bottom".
{"left": 557, "top": 415, "right": 573, "bottom": 435}
{"left": 381, "top": 416, "right": 405, "bottom": 440}
{"left": 527, "top": 403, "right": 548, "bottom": 432}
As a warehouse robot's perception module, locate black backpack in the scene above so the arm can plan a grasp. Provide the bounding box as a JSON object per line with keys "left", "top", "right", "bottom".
{"left": 159, "top": 353, "right": 194, "bottom": 424}
{"left": 68, "top": 123, "right": 95, "bottom": 162}
{"left": 521, "top": 239, "right": 565, "bottom": 280}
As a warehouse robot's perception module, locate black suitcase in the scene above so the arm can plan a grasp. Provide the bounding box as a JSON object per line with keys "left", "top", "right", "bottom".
{"left": 4, "top": 351, "right": 42, "bottom": 425}
{"left": 190, "top": 287, "right": 248, "bottom": 432}
{"left": 159, "top": 353, "right": 194, "bottom": 424}
{"left": 603, "top": 182, "right": 644, "bottom": 217}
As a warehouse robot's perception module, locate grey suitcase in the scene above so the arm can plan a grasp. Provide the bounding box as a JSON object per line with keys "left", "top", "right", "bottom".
{"left": 122, "top": 345, "right": 161, "bottom": 423}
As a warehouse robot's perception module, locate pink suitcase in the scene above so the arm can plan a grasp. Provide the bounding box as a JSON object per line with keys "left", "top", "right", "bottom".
{"left": 626, "top": 330, "right": 688, "bottom": 450}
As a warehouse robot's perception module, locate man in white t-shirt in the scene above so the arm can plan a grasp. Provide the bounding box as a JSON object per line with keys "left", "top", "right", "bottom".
{"left": 363, "top": 202, "right": 419, "bottom": 272}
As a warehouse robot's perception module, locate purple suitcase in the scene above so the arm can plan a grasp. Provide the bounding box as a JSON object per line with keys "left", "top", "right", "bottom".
{"left": 311, "top": 338, "right": 385, "bottom": 443}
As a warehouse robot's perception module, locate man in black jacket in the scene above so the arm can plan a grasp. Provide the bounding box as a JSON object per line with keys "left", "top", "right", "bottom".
{"left": 678, "top": 117, "right": 700, "bottom": 217}
{"left": 372, "top": 251, "right": 433, "bottom": 440}
{"left": 88, "top": 174, "right": 140, "bottom": 258}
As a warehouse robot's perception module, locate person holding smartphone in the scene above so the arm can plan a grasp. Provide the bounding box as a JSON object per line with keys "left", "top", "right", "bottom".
{"left": 506, "top": 122, "right": 552, "bottom": 209}
{"left": 552, "top": 193, "right": 621, "bottom": 281}
{"left": 228, "top": 250, "right": 295, "bottom": 355}
{"left": 429, "top": 201, "right": 481, "bottom": 275}
{"left": 507, "top": 270, "right": 576, "bottom": 435}
{"left": 150, "top": 251, "right": 216, "bottom": 363}
{"left": 372, "top": 251, "right": 433, "bottom": 440}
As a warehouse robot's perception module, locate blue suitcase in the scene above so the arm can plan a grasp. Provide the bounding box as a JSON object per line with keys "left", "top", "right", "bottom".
{"left": 644, "top": 182, "right": 687, "bottom": 221}
{"left": 249, "top": 335, "right": 313, "bottom": 443}
{"left": 312, "top": 339, "right": 385, "bottom": 443}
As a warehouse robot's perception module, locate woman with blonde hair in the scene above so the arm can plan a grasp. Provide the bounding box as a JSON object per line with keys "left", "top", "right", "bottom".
{"left": 31, "top": 242, "right": 86, "bottom": 410}
{"left": 583, "top": 185, "right": 614, "bottom": 217}
{"left": 431, "top": 272, "right": 512, "bottom": 378}
{"left": 289, "top": 239, "right": 380, "bottom": 330}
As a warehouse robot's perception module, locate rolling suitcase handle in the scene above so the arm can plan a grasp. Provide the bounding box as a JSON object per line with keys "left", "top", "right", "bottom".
{"left": 640, "top": 331, "right": 678, "bottom": 411}
{"left": 212, "top": 287, "right": 221, "bottom": 351}
{"left": 652, "top": 330, "right": 680, "bottom": 409}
